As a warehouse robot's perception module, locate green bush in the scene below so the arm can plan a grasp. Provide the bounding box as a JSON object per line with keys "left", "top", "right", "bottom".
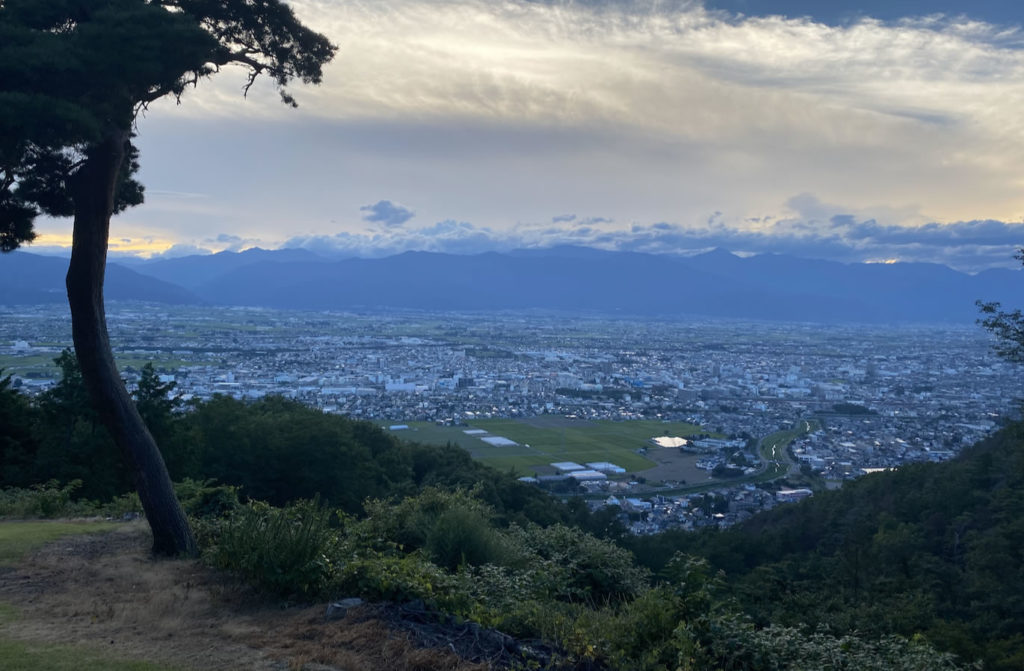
{"left": 173, "top": 479, "right": 240, "bottom": 518}
{"left": 504, "top": 523, "right": 650, "bottom": 604}
{"left": 203, "top": 499, "right": 338, "bottom": 597}
{"left": 191, "top": 489, "right": 975, "bottom": 671}
{"left": 0, "top": 480, "right": 94, "bottom": 518}
{"left": 425, "top": 505, "right": 507, "bottom": 570}
{"left": 96, "top": 491, "right": 142, "bottom": 518}
{"left": 350, "top": 486, "right": 495, "bottom": 552}
{"left": 332, "top": 550, "right": 465, "bottom": 610}
{"left": 688, "top": 620, "right": 973, "bottom": 671}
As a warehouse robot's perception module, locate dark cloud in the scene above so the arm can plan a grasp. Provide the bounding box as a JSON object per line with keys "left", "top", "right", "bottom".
{"left": 835, "top": 218, "right": 1024, "bottom": 247}
{"left": 284, "top": 203, "right": 1024, "bottom": 272}
{"left": 202, "top": 233, "right": 255, "bottom": 252}
{"left": 552, "top": 214, "right": 577, "bottom": 223}
{"left": 613, "top": 215, "right": 1024, "bottom": 271}
{"left": 360, "top": 200, "right": 415, "bottom": 227}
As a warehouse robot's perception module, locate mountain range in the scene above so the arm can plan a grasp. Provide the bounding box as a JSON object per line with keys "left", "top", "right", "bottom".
{"left": 3, "top": 246, "right": 1021, "bottom": 324}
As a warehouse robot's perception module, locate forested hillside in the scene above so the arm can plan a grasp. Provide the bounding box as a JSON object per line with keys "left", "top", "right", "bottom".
{"left": 629, "top": 420, "right": 1024, "bottom": 670}
{"left": 4, "top": 356, "right": 1020, "bottom": 669}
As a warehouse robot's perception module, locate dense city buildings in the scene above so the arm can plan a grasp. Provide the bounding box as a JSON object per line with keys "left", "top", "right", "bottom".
{"left": 2, "top": 302, "right": 1017, "bottom": 532}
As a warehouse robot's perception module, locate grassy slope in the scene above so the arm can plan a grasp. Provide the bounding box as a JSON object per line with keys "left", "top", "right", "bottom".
{"left": 0, "top": 639, "right": 177, "bottom": 671}
{"left": 0, "top": 521, "right": 178, "bottom": 671}
{"left": 0, "top": 520, "right": 120, "bottom": 566}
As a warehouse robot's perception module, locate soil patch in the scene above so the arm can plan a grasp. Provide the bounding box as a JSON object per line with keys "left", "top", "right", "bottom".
{"left": 635, "top": 448, "right": 714, "bottom": 485}
{"left": 0, "top": 523, "right": 486, "bottom": 670}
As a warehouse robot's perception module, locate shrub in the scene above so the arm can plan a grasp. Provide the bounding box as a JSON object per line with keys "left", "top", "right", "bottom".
{"left": 0, "top": 480, "right": 94, "bottom": 518}
{"left": 425, "top": 505, "right": 507, "bottom": 570}
{"left": 173, "top": 478, "right": 240, "bottom": 518}
{"left": 96, "top": 490, "right": 142, "bottom": 518}
{"left": 349, "top": 486, "right": 499, "bottom": 556}
{"left": 332, "top": 550, "right": 465, "bottom": 611}
{"left": 504, "top": 523, "right": 650, "bottom": 604}
{"left": 690, "top": 620, "right": 972, "bottom": 671}
{"left": 203, "top": 499, "right": 338, "bottom": 597}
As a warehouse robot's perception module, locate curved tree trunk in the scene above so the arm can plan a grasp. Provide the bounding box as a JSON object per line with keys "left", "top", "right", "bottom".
{"left": 67, "top": 128, "right": 197, "bottom": 557}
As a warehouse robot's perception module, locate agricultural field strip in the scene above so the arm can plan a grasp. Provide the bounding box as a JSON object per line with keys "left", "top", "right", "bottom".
{"left": 0, "top": 354, "right": 192, "bottom": 377}
{"left": 392, "top": 419, "right": 705, "bottom": 474}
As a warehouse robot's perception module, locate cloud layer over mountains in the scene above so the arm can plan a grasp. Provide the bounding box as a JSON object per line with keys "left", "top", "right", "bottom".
{"left": 28, "top": 0, "right": 1024, "bottom": 270}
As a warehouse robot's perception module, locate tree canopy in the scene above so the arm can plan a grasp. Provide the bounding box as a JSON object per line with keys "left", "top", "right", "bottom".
{"left": 0, "top": 0, "right": 335, "bottom": 249}
{"left": 977, "top": 249, "right": 1024, "bottom": 363}
{"left": 1, "top": 0, "right": 336, "bottom": 555}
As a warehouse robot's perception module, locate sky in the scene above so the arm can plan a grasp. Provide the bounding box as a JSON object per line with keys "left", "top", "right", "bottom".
{"left": 30, "top": 0, "right": 1024, "bottom": 271}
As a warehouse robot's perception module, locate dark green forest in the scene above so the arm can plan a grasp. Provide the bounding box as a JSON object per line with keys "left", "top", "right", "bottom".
{"left": 3, "top": 355, "right": 1023, "bottom": 669}
{"left": 628, "top": 421, "right": 1024, "bottom": 670}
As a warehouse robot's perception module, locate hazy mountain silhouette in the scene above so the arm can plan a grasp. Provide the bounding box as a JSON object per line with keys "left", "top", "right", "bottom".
{"left": 0, "top": 252, "right": 200, "bottom": 305}
{"left": 125, "top": 247, "right": 330, "bottom": 290}
{"left": 5, "top": 247, "right": 1020, "bottom": 323}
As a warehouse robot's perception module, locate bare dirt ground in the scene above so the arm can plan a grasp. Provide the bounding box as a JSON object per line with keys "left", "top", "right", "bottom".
{"left": 635, "top": 448, "right": 713, "bottom": 484}
{"left": 0, "top": 522, "right": 486, "bottom": 671}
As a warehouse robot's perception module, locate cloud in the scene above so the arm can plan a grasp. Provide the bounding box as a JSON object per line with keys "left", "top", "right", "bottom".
{"left": 284, "top": 219, "right": 505, "bottom": 258}
{"left": 194, "top": 1, "right": 1024, "bottom": 134}
{"left": 360, "top": 200, "right": 416, "bottom": 227}
{"left": 120, "top": 0, "right": 1024, "bottom": 266}
{"left": 156, "top": 1, "right": 1024, "bottom": 159}
{"left": 146, "top": 243, "right": 214, "bottom": 259}
{"left": 200, "top": 232, "right": 261, "bottom": 252}
{"left": 281, "top": 200, "right": 1024, "bottom": 272}
{"left": 606, "top": 212, "right": 1024, "bottom": 272}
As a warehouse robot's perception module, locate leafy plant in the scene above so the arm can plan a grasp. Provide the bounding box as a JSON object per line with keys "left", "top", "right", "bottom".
{"left": 173, "top": 479, "right": 239, "bottom": 519}
{"left": 203, "top": 499, "right": 338, "bottom": 597}
{"left": 332, "top": 551, "right": 464, "bottom": 610}
{"left": 504, "top": 523, "right": 650, "bottom": 605}
{"left": 0, "top": 480, "right": 87, "bottom": 518}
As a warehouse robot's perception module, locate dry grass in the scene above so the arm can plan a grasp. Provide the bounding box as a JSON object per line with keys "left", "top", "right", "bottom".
{"left": 0, "top": 520, "right": 120, "bottom": 566}
{"left": 0, "top": 522, "right": 486, "bottom": 671}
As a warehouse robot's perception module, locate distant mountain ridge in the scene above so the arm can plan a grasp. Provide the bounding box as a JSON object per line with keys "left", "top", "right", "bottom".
{"left": 0, "top": 252, "right": 199, "bottom": 306}
{"left": 121, "top": 247, "right": 330, "bottom": 290}
{"left": 3, "top": 247, "right": 1021, "bottom": 323}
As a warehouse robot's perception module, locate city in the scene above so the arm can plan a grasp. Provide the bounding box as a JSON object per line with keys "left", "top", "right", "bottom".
{"left": 1, "top": 302, "right": 1017, "bottom": 533}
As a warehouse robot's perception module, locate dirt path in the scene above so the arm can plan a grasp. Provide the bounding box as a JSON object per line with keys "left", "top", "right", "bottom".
{"left": 0, "top": 522, "right": 484, "bottom": 671}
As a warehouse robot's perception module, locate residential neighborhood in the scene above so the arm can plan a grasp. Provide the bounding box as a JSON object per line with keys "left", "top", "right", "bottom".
{"left": 2, "top": 302, "right": 1017, "bottom": 533}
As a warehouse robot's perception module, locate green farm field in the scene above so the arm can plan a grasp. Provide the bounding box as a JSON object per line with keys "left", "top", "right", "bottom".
{"left": 0, "top": 354, "right": 192, "bottom": 380}
{"left": 385, "top": 417, "right": 705, "bottom": 475}
{"left": 0, "top": 354, "right": 60, "bottom": 378}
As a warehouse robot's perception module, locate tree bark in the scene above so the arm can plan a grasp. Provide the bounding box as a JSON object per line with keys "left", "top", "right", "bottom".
{"left": 67, "top": 128, "right": 197, "bottom": 557}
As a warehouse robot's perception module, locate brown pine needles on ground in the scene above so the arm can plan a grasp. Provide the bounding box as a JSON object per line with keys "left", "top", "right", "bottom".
{"left": 0, "top": 523, "right": 486, "bottom": 671}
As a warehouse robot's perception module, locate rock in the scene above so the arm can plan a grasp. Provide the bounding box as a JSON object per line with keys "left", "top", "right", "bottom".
{"left": 325, "top": 597, "right": 364, "bottom": 621}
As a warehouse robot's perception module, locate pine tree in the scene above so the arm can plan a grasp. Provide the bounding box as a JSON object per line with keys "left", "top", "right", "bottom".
{"left": 0, "top": 0, "right": 335, "bottom": 555}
